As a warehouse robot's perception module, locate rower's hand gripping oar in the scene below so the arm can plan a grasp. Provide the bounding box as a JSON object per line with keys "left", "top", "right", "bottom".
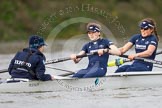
{"left": 46, "top": 48, "right": 109, "bottom": 76}
{"left": 108, "top": 50, "right": 162, "bottom": 67}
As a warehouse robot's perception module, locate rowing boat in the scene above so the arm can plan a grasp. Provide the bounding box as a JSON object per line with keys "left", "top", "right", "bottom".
{"left": 0, "top": 50, "right": 161, "bottom": 93}
{"left": 1, "top": 71, "right": 162, "bottom": 93}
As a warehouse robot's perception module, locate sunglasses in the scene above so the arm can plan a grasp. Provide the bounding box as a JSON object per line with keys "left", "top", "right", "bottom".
{"left": 87, "top": 31, "right": 98, "bottom": 33}
{"left": 140, "top": 27, "right": 150, "bottom": 30}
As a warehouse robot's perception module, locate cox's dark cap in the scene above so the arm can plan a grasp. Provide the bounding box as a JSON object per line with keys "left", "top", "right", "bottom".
{"left": 139, "top": 21, "right": 154, "bottom": 29}
{"left": 29, "top": 35, "right": 47, "bottom": 49}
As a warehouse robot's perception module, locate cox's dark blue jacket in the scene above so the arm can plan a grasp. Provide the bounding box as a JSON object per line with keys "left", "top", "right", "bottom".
{"left": 8, "top": 48, "right": 52, "bottom": 81}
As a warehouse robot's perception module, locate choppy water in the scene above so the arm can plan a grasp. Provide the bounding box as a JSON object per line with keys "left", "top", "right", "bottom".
{"left": 0, "top": 87, "right": 162, "bottom": 108}
{"left": 0, "top": 48, "right": 162, "bottom": 108}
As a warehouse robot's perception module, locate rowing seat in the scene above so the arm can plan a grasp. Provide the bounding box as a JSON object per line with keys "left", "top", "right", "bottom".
{"left": 6, "top": 78, "right": 29, "bottom": 83}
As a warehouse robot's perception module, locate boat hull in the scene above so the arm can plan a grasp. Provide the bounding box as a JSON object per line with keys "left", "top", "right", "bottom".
{"left": 1, "top": 71, "right": 162, "bottom": 93}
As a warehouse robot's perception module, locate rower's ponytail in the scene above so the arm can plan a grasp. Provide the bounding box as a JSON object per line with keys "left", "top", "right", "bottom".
{"left": 154, "top": 27, "right": 159, "bottom": 41}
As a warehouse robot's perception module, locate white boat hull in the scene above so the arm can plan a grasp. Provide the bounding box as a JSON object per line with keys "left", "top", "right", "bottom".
{"left": 1, "top": 71, "right": 162, "bottom": 93}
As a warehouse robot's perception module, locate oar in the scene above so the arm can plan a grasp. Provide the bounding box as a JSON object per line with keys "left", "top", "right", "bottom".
{"left": 46, "top": 66, "right": 75, "bottom": 73}
{"left": 58, "top": 72, "right": 75, "bottom": 77}
{"left": 46, "top": 66, "right": 75, "bottom": 77}
{"left": 45, "top": 51, "right": 98, "bottom": 65}
{"left": 46, "top": 52, "right": 100, "bottom": 76}
{"left": 0, "top": 69, "right": 8, "bottom": 73}
{"left": 156, "top": 50, "right": 162, "bottom": 55}
{"left": 120, "top": 55, "right": 162, "bottom": 65}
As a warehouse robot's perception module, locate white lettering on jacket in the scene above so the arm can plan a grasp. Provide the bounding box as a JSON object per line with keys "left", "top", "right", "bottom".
{"left": 14, "top": 60, "right": 31, "bottom": 67}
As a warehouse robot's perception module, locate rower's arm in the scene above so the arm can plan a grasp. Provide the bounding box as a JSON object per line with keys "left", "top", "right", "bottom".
{"left": 136, "top": 45, "right": 156, "bottom": 57}
{"left": 109, "top": 44, "right": 121, "bottom": 56}
{"left": 119, "top": 42, "right": 133, "bottom": 54}
{"left": 70, "top": 51, "right": 85, "bottom": 63}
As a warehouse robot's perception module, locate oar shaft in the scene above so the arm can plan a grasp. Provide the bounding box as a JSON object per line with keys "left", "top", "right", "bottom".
{"left": 45, "top": 51, "right": 99, "bottom": 65}
{"left": 58, "top": 72, "right": 75, "bottom": 77}
{"left": 45, "top": 57, "right": 71, "bottom": 65}
{"left": 135, "top": 57, "right": 162, "bottom": 65}
{"left": 156, "top": 51, "right": 162, "bottom": 55}
{"left": 0, "top": 69, "right": 8, "bottom": 73}
{"left": 46, "top": 66, "right": 75, "bottom": 73}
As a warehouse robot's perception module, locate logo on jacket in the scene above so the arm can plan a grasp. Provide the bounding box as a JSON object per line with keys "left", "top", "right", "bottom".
{"left": 136, "top": 39, "right": 139, "bottom": 42}
{"left": 136, "top": 44, "right": 146, "bottom": 50}
{"left": 99, "top": 45, "right": 104, "bottom": 48}
{"left": 145, "top": 41, "right": 149, "bottom": 44}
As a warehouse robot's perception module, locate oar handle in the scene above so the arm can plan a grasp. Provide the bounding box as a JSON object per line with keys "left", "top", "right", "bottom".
{"left": 76, "top": 51, "right": 99, "bottom": 58}
{"left": 120, "top": 54, "right": 162, "bottom": 65}
{"left": 120, "top": 55, "right": 128, "bottom": 58}
{"left": 120, "top": 50, "right": 162, "bottom": 59}
{"left": 76, "top": 54, "right": 87, "bottom": 58}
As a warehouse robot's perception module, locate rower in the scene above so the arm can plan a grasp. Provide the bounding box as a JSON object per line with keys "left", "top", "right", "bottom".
{"left": 115, "top": 18, "right": 159, "bottom": 72}
{"left": 70, "top": 22, "right": 121, "bottom": 78}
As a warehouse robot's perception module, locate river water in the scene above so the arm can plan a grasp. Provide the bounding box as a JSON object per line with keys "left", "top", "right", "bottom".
{"left": 0, "top": 45, "right": 162, "bottom": 108}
